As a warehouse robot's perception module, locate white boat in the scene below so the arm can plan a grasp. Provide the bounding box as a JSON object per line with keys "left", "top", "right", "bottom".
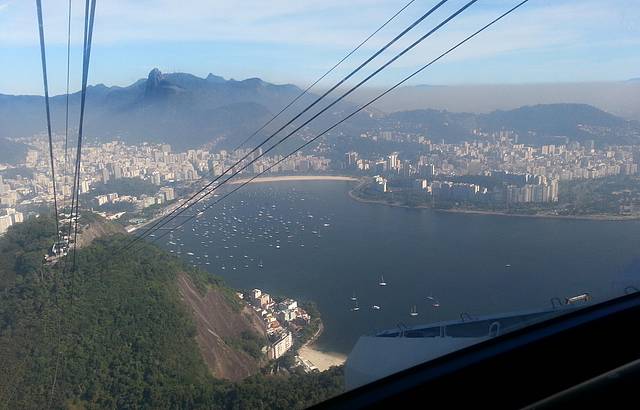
{"left": 371, "top": 305, "right": 381, "bottom": 310}
{"left": 351, "top": 301, "right": 360, "bottom": 312}
{"left": 566, "top": 293, "right": 590, "bottom": 305}
{"left": 379, "top": 275, "right": 387, "bottom": 286}
{"left": 351, "top": 292, "right": 357, "bottom": 301}
{"left": 410, "top": 305, "right": 418, "bottom": 317}
{"left": 427, "top": 296, "right": 441, "bottom": 308}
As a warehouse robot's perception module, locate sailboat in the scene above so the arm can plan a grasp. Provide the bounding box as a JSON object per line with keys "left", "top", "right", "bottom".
{"left": 410, "top": 305, "right": 418, "bottom": 317}
{"left": 351, "top": 292, "right": 357, "bottom": 301}
{"left": 427, "top": 296, "right": 441, "bottom": 308}
{"left": 379, "top": 275, "right": 387, "bottom": 286}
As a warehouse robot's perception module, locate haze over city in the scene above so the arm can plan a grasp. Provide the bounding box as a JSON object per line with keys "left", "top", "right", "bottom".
{"left": 1, "top": 1, "right": 640, "bottom": 408}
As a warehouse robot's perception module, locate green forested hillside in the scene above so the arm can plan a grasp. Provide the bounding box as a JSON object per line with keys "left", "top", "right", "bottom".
{"left": 0, "top": 217, "right": 343, "bottom": 409}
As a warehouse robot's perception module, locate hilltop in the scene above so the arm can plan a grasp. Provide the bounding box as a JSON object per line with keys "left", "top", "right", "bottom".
{"left": 2, "top": 69, "right": 638, "bottom": 157}
{"left": 0, "top": 68, "right": 359, "bottom": 151}
{"left": 382, "top": 103, "right": 640, "bottom": 146}
{"left": 0, "top": 217, "right": 343, "bottom": 408}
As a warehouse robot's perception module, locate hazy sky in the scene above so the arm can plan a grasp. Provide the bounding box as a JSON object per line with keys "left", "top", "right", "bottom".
{"left": 1, "top": 0, "right": 638, "bottom": 95}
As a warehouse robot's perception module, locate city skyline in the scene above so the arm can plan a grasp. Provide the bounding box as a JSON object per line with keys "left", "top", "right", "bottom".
{"left": 3, "top": 121, "right": 638, "bottom": 237}
{"left": 3, "top": 2, "right": 640, "bottom": 406}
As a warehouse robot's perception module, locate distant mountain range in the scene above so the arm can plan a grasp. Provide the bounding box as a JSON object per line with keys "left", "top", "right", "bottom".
{"left": 0, "top": 69, "right": 321, "bottom": 150}
{"left": 1, "top": 70, "right": 639, "bottom": 160}
{"left": 352, "top": 81, "right": 640, "bottom": 120}
{"left": 382, "top": 103, "right": 639, "bottom": 146}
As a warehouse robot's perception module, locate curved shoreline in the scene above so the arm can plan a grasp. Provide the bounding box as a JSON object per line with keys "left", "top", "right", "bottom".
{"left": 297, "top": 322, "right": 346, "bottom": 371}
{"left": 347, "top": 185, "right": 640, "bottom": 221}
{"left": 301, "top": 321, "right": 324, "bottom": 350}
{"left": 229, "top": 175, "right": 358, "bottom": 185}
{"left": 434, "top": 208, "right": 640, "bottom": 221}
{"left": 347, "top": 185, "right": 430, "bottom": 210}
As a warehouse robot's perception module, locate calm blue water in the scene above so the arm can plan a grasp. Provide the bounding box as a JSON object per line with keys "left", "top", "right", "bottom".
{"left": 161, "top": 181, "right": 640, "bottom": 354}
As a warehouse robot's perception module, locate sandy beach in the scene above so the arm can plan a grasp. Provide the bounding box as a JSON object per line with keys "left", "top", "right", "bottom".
{"left": 298, "top": 345, "right": 347, "bottom": 372}
{"left": 229, "top": 175, "right": 358, "bottom": 185}
{"left": 296, "top": 321, "right": 346, "bottom": 371}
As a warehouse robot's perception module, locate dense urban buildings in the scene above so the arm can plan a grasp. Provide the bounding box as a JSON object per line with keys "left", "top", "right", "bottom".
{"left": 0, "top": 206, "right": 24, "bottom": 235}
{"left": 245, "top": 288, "right": 311, "bottom": 361}
{"left": 345, "top": 131, "right": 637, "bottom": 205}
{"left": 1, "top": 128, "right": 639, "bottom": 234}
{"left": 0, "top": 137, "right": 331, "bottom": 232}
